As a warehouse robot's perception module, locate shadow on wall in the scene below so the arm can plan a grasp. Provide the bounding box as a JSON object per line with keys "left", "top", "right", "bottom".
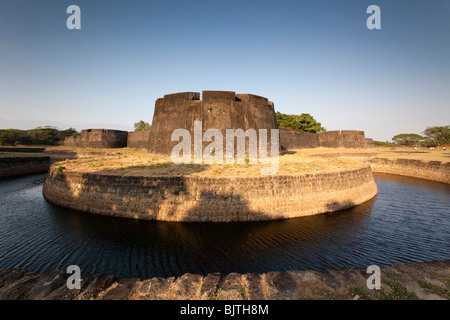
{"left": 44, "top": 165, "right": 274, "bottom": 222}
{"left": 44, "top": 163, "right": 379, "bottom": 222}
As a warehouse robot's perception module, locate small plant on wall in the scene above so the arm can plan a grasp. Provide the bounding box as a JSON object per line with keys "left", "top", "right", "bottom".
{"left": 56, "top": 166, "right": 66, "bottom": 173}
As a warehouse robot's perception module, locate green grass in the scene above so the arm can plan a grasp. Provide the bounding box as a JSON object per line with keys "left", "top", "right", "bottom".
{"left": 347, "top": 287, "right": 372, "bottom": 300}
{"left": 374, "top": 280, "right": 418, "bottom": 300}
{"left": 208, "top": 288, "right": 224, "bottom": 300}
{"left": 305, "top": 289, "right": 348, "bottom": 300}
{"left": 418, "top": 280, "right": 450, "bottom": 299}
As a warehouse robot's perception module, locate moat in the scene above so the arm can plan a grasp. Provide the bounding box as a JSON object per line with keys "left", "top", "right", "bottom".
{"left": 0, "top": 172, "right": 449, "bottom": 280}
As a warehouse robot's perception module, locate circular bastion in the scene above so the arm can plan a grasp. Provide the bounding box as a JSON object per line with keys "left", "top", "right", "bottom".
{"left": 42, "top": 158, "right": 378, "bottom": 222}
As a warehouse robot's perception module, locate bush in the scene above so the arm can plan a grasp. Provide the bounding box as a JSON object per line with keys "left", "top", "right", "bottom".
{"left": 0, "top": 127, "right": 79, "bottom": 146}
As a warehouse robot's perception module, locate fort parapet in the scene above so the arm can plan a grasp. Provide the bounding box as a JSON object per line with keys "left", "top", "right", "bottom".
{"left": 279, "top": 129, "right": 370, "bottom": 150}
{"left": 279, "top": 128, "right": 320, "bottom": 149}
{"left": 317, "top": 130, "right": 366, "bottom": 149}
{"left": 64, "top": 129, "right": 128, "bottom": 148}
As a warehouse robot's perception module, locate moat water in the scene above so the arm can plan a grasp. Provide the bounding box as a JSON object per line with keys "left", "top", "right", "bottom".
{"left": 0, "top": 173, "right": 449, "bottom": 279}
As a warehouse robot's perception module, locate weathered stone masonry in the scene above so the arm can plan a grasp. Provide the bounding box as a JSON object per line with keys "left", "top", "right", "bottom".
{"left": 64, "top": 129, "right": 128, "bottom": 148}
{"left": 42, "top": 166, "right": 378, "bottom": 222}
{"left": 279, "top": 128, "right": 319, "bottom": 149}
{"left": 147, "top": 91, "right": 279, "bottom": 156}
{"left": 369, "top": 158, "right": 450, "bottom": 184}
{"left": 62, "top": 91, "right": 375, "bottom": 150}
{"left": 0, "top": 157, "right": 50, "bottom": 178}
{"left": 127, "top": 131, "right": 151, "bottom": 149}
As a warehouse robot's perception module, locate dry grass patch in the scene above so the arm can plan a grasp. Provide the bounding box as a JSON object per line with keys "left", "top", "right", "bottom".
{"left": 54, "top": 148, "right": 367, "bottom": 177}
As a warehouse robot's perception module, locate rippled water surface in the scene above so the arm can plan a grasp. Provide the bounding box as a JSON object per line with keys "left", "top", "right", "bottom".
{"left": 0, "top": 173, "right": 449, "bottom": 279}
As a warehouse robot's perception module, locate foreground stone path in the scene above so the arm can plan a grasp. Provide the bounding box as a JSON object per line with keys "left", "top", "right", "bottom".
{"left": 0, "top": 260, "right": 448, "bottom": 300}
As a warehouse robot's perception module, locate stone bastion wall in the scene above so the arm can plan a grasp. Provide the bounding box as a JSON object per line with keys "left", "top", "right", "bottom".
{"left": 147, "top": 91, "right": 279, "bottom": 156}
{"left": 42, "top": 166, "right": 378, "bottom": 222}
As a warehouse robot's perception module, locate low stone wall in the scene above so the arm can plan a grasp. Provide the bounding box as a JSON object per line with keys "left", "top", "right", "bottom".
{"left": 42, "top": 166, "right": 377, "bottom": 222}
{"left": 0, "top": 157, "right": 51, "bottom": 178}
{"left": 369, "top": 158, "right": 450, "bottom": 184}
{"left": 0, "top": 260, "right": 448, "bottom": 300}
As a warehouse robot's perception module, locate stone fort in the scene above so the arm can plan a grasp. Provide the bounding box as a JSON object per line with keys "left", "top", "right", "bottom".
{"left": 64, "top": 90, "right": 374, "bottom": 150}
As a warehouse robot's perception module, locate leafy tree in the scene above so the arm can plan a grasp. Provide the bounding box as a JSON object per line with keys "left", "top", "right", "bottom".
{"left": 28, "top": 128, "right": 60, "bottom": 145}
{"left": 275, "top": 112, "right": 325, "bottom": 133}
{"left": 134, "top": 120, "right": 151, "bottom": 132}
{"left": 62, "top": 128, "right": 79, "bottom": 137}
{"left": 422, "top": 126, "right": 450, "bottom": 147}
{"left": 392, "top": 133, "right": 424, "bottom": 146}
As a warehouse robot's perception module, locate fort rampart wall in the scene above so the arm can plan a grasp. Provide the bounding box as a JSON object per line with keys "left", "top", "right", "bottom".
{"left": 64, "top": 129, "right": 128, "bottom": 148}
{"left": 279, "top": 128, "right": 319, "bottom": 149}
{"left": 127, "top": 131, "right": 151, "bottom": 149}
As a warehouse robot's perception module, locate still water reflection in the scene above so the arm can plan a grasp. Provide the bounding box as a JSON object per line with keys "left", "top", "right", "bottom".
{"left": 0, "top": 173, "right": 449, "bottom": 279}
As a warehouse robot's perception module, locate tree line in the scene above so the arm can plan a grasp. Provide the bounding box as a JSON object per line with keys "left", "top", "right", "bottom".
{"left": 0, "top": 120, "right": 153, "bottom": 146}
{"left": 390, "top": 126, "right": 450, "bottom": 147}
{"left": 0, "top": 127, "right": 79, "bottom": 146}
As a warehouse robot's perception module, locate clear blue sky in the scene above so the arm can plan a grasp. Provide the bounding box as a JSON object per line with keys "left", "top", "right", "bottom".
{"left": 0, "top": 0, "right": 449, "bottom": 141}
